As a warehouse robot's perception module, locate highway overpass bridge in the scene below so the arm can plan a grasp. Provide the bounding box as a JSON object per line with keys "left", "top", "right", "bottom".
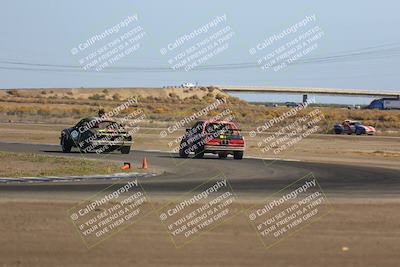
{"left": 218, "top": 86, "right": 400, "bottom": 102}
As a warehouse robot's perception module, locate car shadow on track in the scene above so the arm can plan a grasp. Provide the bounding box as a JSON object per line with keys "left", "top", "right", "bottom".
{"left": 158, "top": 154, "right": 236, "bottom": 160}
{"left": 42, "top": 150, "right": 121, "bottom": 154}
{"left": 42, "top": 150, "right": 81, "bottom": 154}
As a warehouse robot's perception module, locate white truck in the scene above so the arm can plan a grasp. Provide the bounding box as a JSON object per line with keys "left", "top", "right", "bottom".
{"left": 383, "top": 99, "right": 400, "bottom": 109}
{"left": 181, "top": 82, "right": 196, "bottom": 88}
{"left": 368, "top": 97, "right": 400, "bottom": 110}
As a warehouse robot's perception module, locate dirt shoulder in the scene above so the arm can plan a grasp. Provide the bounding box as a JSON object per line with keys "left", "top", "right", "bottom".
{"left": 0, "top": 200, "right": 399, "bottom": 267}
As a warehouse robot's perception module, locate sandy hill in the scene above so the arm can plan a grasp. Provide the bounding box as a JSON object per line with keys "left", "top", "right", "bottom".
{"left": 0, "top": 86, "right": 228, "bottom": 101}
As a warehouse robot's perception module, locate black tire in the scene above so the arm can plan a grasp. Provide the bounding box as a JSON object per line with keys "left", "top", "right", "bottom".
{"left": 194, "top": 146, "right": 204, "bottom": 158}
{"left": 120, "top": 146, "right": 130, "bottom": 154}
{"left": 218, "top": 153, "right": 228, "bottom": 159}
{"left": 61, "top": 136, "right": 72, "bottom": 153}
{"left": 179, "top": 147, "right": 189, "bottom": 158}
{"left": 233, "top": 151, "right": 243, "bottom": 160}
{"left": 356, "top": 129, "right": 363, "bottom": 135}
{"left": 179, "top": 140, "right": 190, "bottom": 158}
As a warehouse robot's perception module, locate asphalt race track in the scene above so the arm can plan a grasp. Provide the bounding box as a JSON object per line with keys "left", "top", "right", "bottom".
{"left": 0, "top": 142, "right": 399, "bottom": 199}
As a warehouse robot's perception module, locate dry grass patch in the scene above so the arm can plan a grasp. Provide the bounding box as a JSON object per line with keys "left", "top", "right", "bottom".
{"left": 0, "top": 151, "right": 121, "bottom": 177}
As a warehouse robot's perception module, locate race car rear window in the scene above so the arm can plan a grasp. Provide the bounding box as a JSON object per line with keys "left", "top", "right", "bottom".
{"left": 205, "top": 123, "right": 239, "bottom": 135}
{"left": 94, "top": 121, "right": 123, "bottom": 130}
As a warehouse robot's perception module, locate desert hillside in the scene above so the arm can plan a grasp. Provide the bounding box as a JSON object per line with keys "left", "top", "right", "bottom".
{"left": 0, "top": 87, "right": 399, "bottom": 134}
{"left": 0, "top": 86, "right": 227, "bottom": 101}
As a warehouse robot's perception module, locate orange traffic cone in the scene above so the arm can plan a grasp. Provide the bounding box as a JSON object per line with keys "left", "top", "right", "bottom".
{"left": 121, "top": 162, "right": 130, "bottom": 170}
{"left": 142, "top": 157, "right": 148, "bottom": 170}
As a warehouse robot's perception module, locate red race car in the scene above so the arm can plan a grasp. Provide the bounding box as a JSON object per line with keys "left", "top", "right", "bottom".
{"left": 179, "top": 120, "right": 245, "bottom": 159}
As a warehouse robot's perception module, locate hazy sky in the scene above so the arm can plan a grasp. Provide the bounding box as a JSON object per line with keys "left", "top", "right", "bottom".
{"left": 0, "top": 0, "right": 399, "bottom": 103}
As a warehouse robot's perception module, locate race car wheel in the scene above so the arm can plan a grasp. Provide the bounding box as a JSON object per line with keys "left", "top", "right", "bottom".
{"left": 61, "top": 136, "right": 72, "bottom": 153}
{"left": 194, "top": 146, "right": 204, "bottom": 158}
{"left": 179, "top": 147, "right": 189, "bottom": 158}
{"left": 179, "top": 138, "right": 190, "bottom": 158}
{"left": 120, "top": 146, "right": 130, "bottom": 154}
{"left": 218, "top": 153, "right": 227, "bottom": 159}
{"left": 356, "top": 129, "right": 363, "bottom": 135}
{"left": 233, "top": 151, "right": 243, "bottom": 160}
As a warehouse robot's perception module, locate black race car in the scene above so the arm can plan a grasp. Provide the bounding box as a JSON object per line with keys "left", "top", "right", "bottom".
{"left": 60, "top": 117, "right": 133, "bottom": 154}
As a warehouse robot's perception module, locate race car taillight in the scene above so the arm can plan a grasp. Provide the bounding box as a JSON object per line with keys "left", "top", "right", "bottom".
{"left": 230, "top": 139, "right": 244, "bottom": 145}
{"left": 206, "top": 138, "right": 220, "bottom": 145}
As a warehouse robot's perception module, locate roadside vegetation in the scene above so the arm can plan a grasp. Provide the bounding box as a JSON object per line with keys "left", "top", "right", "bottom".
{"left": 0, "top": 87, "right": 399, "bottom": 134}
{"left": 0, "top": 151, "right": 121, "bottom": 177}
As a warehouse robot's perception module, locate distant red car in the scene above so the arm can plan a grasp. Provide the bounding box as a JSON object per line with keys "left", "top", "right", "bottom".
{"left": 179, "top": 120, "right": 245, "bottom": 159}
